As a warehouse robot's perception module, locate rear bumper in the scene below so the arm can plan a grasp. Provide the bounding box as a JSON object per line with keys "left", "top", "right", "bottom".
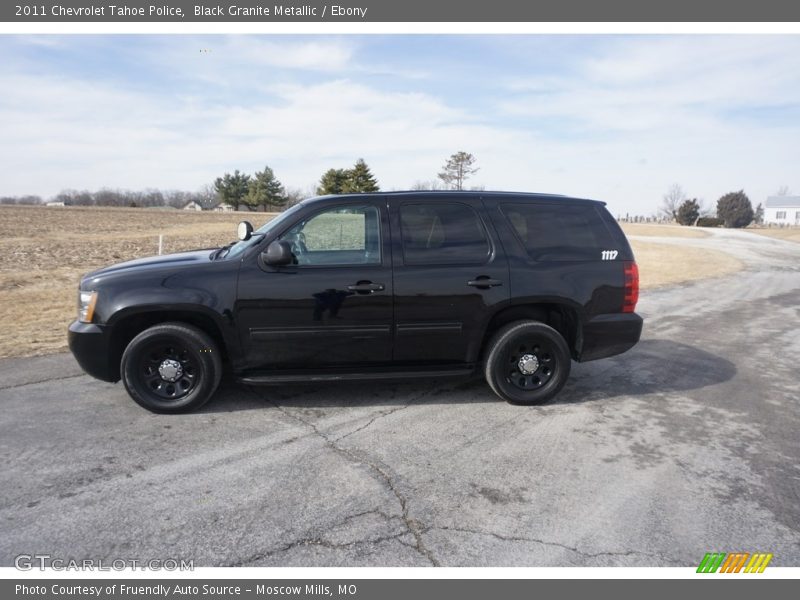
{"left": 578, "top": 312, "right": 643, "bottom": 362}
{"left": 68, "top": 320, "right": 118, "bottom": 382}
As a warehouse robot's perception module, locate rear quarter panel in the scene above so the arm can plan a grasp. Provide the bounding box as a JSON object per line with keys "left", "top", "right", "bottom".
{"left": 484, "top": 200, "right": 627, "bottom": 317}
{"left": 483, "top": 198, "right": 638, "bottom": 361}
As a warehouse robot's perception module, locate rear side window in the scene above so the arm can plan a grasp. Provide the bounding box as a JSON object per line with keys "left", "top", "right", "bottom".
{"left": 400, "top": 203, "right": 490, "bottom": 265}
{"left": 501, "top": 202, "right": 614, "bottom": 261}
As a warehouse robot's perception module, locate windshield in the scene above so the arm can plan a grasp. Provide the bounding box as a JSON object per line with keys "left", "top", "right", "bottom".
{"left": 224, "top": 202, "right": 306, "bottom": 259}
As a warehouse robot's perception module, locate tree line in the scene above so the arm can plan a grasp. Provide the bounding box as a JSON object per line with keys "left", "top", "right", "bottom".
{"left": 659, "top": 184, "right": 788, "bottom": 228}
{"left": 5, "top": 152, "right": 785, "bottom": 227}
{"left": 0, "top": 188, "right": 219, "bottom": 208}
{"left": 211, "top": 158, "right": 384, "bottom": 212}
{"left": 0, "top": 151, "right": 481, "bottom": 209}
{"left": 208, "top": 151, "right": 481, "bottom": 209}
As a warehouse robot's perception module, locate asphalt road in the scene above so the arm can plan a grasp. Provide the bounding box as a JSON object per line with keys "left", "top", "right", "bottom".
{"left": 1, "top": 229, "right": 799, "bottom": 567}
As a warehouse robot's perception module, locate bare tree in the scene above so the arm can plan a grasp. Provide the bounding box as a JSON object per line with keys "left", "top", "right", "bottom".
{"left": 284, "top": 186, "right": 315, "bottom": 209}
{"left": 660, "top": 184, "right": 686, "bottom": 221}
{"left": 776, "top": 185, "right": 791, "bottom": 196}
{"left": 438, "top": 151, "right": 479, "bottom": 190}
{"left": 94, "top": 188, "right": 121, "bottom": 207}
{"left": 197, "top": 184, "right": 219, "bottom": 209}
{"left": 0, "top": 195, "right": 42, "bottom": 205}
{"left": 55, "top": 189, "right": 93, "bottom": 206}
{"left": 410, "top": 179, "right": 445, "bottom": 191}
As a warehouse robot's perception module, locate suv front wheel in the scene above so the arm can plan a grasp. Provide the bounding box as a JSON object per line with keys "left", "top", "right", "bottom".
{"left": 484, "top": 320, "right": 571, "bottom": 405}
{"left": 121, "top": 322, "right": 222, "bottom": 413}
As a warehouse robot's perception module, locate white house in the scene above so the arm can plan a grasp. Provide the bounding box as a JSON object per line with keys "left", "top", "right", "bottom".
{"left": 45, "top": 201, "right": 65, "bottom": 207}
{"left": 183, "top": 200, "right": 203, "bottom": 211}
{"left": 764, "top": 196, "right": 800, "bottom": 225}
{"left": 213, "top": 202, "right": 235, "bottom": 212}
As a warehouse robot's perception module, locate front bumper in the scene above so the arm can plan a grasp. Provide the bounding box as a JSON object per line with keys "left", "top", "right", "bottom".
{"left": 68, "top": 320, "right": 118, "bottom": 382}
{"left": 578, "top": 312, "right": 643, "bottom": 362}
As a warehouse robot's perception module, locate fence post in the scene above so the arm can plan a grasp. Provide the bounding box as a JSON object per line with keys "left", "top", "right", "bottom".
{"left": 158, "top": 234, "right": 163, "bottom": 255}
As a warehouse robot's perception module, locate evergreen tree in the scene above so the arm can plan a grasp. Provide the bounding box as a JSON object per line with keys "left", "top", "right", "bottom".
{"left": 754, "top": 203, "right": 764, "bottom": 225}
{"left": 214, "top": 170, "right": 251, "bottom": 210}
{"left": 343, "top": 158, "right": 379, "bottom": 193}
{"left": 317, "top": 168, "right": 349, "bottom": 195}
{"left": 676, "top": 198, "right": 700, "bottom": 226}
{"left": 247, "top": 165, "right": 286, "bottom": 211}
{"left": 716, "top": 190, "right": 754, "bottom": 228}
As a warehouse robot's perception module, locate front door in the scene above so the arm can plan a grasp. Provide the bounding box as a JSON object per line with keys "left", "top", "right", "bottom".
{"left": 389, "top": 196, "right": 509, "bottom": 365}
{"left": 235, "top": 200, "right": 393, "bottom": 370}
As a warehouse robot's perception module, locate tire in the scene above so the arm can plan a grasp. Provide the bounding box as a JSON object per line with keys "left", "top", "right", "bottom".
{"left": 484, "top": 320, "right": 571, "bottom": 405}
{"left": 120, "top": 322, "right": 222, "bottom": 413}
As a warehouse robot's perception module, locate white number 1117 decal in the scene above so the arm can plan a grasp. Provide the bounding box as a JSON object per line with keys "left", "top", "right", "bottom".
{"left": 601, "top": 250, "right": 619, "bottom": 260}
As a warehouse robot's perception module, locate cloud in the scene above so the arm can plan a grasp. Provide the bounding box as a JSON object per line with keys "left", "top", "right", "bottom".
{"left": 501, "top": 36, "right": 800, "bottom": 135}
{"left": 0, "top": 68, "right": 521, "bottom": 197}
{"left": 219, "top": 37, "right": 356, "bottom": 72}
{"left": 0, "top": 35, "right": 798, "bottom": 216}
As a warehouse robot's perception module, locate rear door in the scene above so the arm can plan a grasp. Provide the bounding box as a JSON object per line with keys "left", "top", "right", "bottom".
{"left": 389, "top": 196, "right": 509, "bottom": 365}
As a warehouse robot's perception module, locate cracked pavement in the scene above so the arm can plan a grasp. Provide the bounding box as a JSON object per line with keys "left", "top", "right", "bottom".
{"left": 1, "top": 228, "right": 799, "bottom": 567}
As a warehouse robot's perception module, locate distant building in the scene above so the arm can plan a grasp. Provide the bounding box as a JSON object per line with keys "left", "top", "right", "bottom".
{"left": 183, "top": 200, "right": 203, "bottom": 211}
{"left": 764, "top": 196, "right": 800, "bottom": 225}
{"left": 45, "top": 201, "right": 65, "bottom": 207}
{"left": 213, "top": 202, "right": 235, "bottom": 212}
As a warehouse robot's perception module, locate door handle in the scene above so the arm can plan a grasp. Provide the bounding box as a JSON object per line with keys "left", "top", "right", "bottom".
{"left": 467, "top": 277, "right": 503, "bottom": 289}
{"left": 347, "top": 282, "right": 385, "bottom": 293}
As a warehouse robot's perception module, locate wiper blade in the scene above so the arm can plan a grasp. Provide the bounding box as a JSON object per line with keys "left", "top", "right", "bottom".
{"left": 212, "top": 242, "right": 235, "bottom": 260}
{"left": 213, "top": 232, "right": 264, "bottom": 260}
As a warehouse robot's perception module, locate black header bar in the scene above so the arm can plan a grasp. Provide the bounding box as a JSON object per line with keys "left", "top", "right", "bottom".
{"left": 4, "top": 0, "right": 800, "bottom": 22}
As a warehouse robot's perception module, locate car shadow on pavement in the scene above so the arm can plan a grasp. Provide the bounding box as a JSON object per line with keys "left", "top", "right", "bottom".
{"left": 202, "top": 376, "right": 492, "bottom": 413}
{"left": 557, "top": 338, "right": 737, "bottom": 405}
{"left": 198, "top": 338, "right": 736, "bottom": 412}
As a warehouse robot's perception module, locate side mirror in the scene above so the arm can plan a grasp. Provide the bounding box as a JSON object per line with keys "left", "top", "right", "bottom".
{"left": 237, "top": 221, "right": 254, "bottom": 241}
{"left": 262, "top": 240, "right": 294, "bottom": 266}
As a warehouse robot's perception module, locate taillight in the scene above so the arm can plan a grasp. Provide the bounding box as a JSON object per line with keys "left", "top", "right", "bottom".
{"left": 623, "top": 261, "right": 639, "bottom": 313}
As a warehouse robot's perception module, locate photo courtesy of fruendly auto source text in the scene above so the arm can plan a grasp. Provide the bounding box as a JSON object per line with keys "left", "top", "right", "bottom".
{"left": 1, "top": 0, "right": 799, "bottom": 598}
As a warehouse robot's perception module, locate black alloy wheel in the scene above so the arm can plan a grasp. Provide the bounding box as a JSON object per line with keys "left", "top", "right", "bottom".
{"left": 121, "top": 322, "right": 222, "bottom": 413}
{"left": 484, "top": 320, "right": 571, "bottom": 405}
{"left": 139, "top": 341, "right": 199, "bottom": 401}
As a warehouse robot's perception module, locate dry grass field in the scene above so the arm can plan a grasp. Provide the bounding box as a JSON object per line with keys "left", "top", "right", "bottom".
{"left": 0, "top": 206, "right": 743, "bottom": 359}
{"left": 619, "top": 222, "right": 709, "bottom": 238}
{"left": 0, "top": 205, "right": 273, "bottom": 359}
{"left": 628, "top": 239, "right": 741, "bottom": 289}
{"left": 620, "top": 222, "right": 741, "bottom": 288}
{"left": 746, "top": 227, "right": 800, "bottom": 243}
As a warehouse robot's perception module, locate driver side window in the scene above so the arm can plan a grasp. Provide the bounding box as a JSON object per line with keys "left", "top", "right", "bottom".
{"left": 280, "top": 205, "right": 382, "bottom": 266}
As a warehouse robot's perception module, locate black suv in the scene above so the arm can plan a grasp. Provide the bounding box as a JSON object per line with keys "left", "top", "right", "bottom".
{"left": 69, "top": 191, "right": 642, "bottom": 413}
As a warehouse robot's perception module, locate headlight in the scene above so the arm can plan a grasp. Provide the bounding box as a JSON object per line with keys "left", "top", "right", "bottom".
{"left": 78, "top": 291, "right": 98, "bottom": 323}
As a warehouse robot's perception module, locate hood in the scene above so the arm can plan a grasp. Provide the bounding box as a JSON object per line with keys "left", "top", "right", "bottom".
{"left": 83, "top": 249, "right": 216, "bottom": 283}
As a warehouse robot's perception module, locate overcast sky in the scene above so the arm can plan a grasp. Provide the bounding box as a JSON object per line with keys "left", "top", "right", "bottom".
{"left": 1, "top": 34, "right": 798, "bottom": 215}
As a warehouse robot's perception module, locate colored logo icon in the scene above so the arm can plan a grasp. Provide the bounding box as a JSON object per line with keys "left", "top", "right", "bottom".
{"left": 697, "top": 552, "right": 773, "bottom": 573}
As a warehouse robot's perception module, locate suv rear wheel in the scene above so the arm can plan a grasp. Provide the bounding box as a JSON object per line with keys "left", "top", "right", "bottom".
{"left": 121, "top": 322, "right": 222, "bottom": 413}
{"left": 484, "top": 320, "right": 571, "bottom": 405}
